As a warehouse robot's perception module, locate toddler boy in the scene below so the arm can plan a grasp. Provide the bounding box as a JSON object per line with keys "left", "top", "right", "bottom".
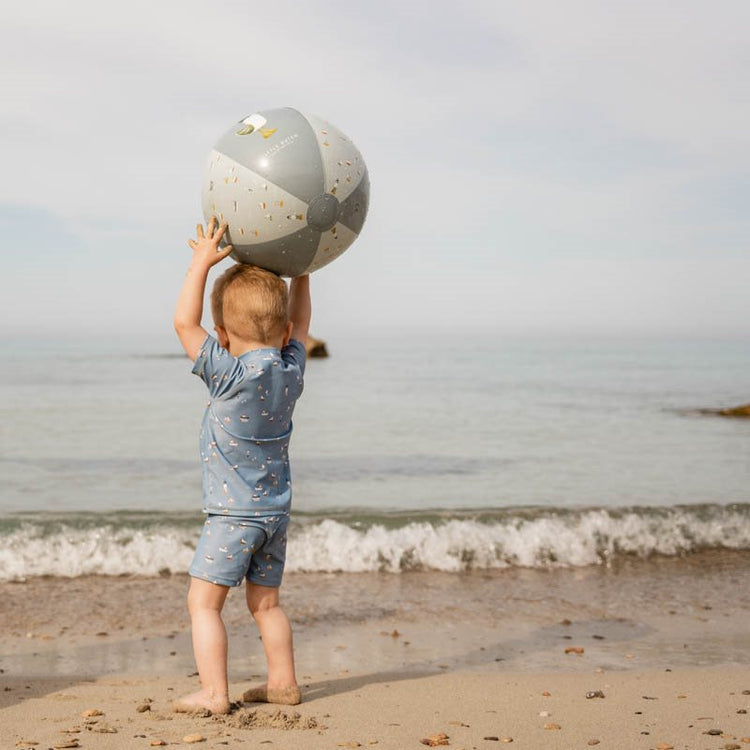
{"left": 173, "top": 217, "right": 311, "bottom": 715}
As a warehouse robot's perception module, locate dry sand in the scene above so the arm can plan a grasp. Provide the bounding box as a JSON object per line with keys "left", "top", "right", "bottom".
{"left": 2, "top": 667, "right": 749, "bottom": 749}
{"left": 1, "top": 558, "right": 749, "bottom": 749}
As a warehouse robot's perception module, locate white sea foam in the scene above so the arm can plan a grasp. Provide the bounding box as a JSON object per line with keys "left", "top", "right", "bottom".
{"left": 0, "top": 507, "right": 748, "bottom": 580}
{"left": 0, "top": 524, "right": 196, "bottom": 582}
{"left": 286, "top": 508, "right": 750, "bottom": 572}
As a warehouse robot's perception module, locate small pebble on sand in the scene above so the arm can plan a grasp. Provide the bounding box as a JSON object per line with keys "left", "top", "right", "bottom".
{"left": 91, "top": 724, "right": 118, "bottom": 733}
{"left": 541, "top": 690, "right": 551, "bottom": 696}
{"left": 149, "top": 742, "right": 167, "bottom": 747}
{"left": 564, "top": 647, "right": 584, "bottom": 655}
{"left": 420, "top": 733, "right": 450, "bottom": 746}
{"left": 587, "top": 741, "right": 600, "bottom": 746}
{"left": 80, "top": 708, "right": 103, "bottom": 717}
{"left": 654, "top": 744, "right": 674, "bottom": 750}
{"left": 136, "top": 702, "right": 151, "bottom": 712}
{"left": 182, "top": 735, "right": 206, "bottom": 744}
{"left": 586, "top": 691, "right": 605, "bottom": 699}
{"left": 543, "top": 723, "right": 562, "bottom": 730}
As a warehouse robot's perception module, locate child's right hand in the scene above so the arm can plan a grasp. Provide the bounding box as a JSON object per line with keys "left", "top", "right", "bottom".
{"left": 188, "top": 217, "right": 234, "bottom": 268}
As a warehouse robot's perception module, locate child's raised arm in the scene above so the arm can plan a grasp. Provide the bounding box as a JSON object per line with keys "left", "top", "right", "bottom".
{"left": 174, "top": 218, "right": 233, "bottom": 360}
{"left": 288, "top": 275, "right": 311, "bottom": 347}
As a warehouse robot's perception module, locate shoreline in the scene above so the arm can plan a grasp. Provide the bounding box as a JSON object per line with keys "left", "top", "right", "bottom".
{"left": 2, "top": 552, "right": 749, "bottom": 675}
{"left": 2, "top": 557, "right": 748, "bottom": 748}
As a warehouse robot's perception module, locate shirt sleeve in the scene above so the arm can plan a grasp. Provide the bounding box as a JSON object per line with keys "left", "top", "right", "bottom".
{"left": 282, "top": 338, "right": 307, "bottom": 377}
{"left": 191, "top": 335, "right": 246, "bottom": 399}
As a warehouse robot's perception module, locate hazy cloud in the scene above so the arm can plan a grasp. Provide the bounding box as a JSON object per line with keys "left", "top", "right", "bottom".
{"left": 1, "top": 0, "right": 748, "bottom": 338}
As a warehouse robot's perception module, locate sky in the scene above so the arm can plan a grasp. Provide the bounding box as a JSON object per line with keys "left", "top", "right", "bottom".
{"left": 1, "top": 0, "right": 748, "bottom": 342}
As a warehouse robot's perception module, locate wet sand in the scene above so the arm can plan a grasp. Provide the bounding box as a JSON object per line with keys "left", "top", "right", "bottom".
{"left": 1, "top": 552, "right": 749, "bottom": 748}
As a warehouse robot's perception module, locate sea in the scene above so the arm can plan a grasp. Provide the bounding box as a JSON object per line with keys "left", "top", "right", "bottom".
{"left": 1, "top": 332, "right": 748, "bottom": 582}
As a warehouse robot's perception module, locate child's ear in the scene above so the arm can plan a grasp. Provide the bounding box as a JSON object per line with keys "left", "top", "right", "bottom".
{"left": 215, "top": 325, "right": 230, "bottom": 349}
{"left": 282, "top": 321, "right": 293, "bottom": 347}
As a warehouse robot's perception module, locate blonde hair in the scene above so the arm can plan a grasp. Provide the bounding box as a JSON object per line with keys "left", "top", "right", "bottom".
{"left": 211, "top": 264, "right": 288, "bottom": 344}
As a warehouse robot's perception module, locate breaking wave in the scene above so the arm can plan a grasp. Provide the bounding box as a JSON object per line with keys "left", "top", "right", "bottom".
{"left": 0, "top": 504, "right": 748, "bottom": 580}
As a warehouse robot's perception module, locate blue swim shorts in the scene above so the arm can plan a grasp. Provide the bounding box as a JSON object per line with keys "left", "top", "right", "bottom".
{"left": 189, "top": 514, "right": 289, "bottom": 588}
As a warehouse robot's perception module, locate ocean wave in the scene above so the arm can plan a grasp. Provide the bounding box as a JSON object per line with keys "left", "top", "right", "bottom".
{"left": 288, "top": 506, "right": 750, "bottom": 572}
{"left": 0, "top": 505, "right": 747, "bottom": 580}
{"left": 0, "top": 524, "right": 196, "bottom": 581}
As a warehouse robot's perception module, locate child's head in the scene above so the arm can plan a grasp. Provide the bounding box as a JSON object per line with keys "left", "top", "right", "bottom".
{"left": 211, "top": 264, "right": 289, "bottom": 346}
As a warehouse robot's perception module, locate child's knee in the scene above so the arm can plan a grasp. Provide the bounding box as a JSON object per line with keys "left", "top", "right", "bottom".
{"left": 246, "top": 583, "right": 280, "bottom": 616}
{"left": 188, "top": 577, "right": 229, "bottom": 614}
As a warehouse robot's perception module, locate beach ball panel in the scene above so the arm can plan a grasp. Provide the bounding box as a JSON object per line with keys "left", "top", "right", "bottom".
{"left": 337, "top": 168, "right": 370, "bottom": 237}
{"left": 302, "top": 111, "right": 367, "bottom": 205}
{"left": 202, "top": 151, "right": 311, "bottom": 246}
{"left": 213, "top": 107, "right": 325, "bottom": 205}
{"left": 231, "top": 225, "right": 322, "bottom": 277}
{"left": 307, "top": 222, "right": 359, "bottom": 273}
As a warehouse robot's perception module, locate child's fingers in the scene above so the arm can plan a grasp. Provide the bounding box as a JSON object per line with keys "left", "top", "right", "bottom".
{"left": 196, "top": 223, "right": 205, "bottom": 239}
{"left": 213, "top": 244, "right": 234, "bottom": 261}
{"left": 188, "top": 239, "right": 197, "bottom": 250}
{"left": 214, "top": 223, "right": 229, "bottom": 242}
{"left": 206, "top": 216, "right": 217, "bottom": 237}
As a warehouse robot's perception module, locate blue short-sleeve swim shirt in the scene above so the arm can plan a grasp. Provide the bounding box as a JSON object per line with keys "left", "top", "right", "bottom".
{"left": 191, "top": 335, "right": 306, "bottom": 517}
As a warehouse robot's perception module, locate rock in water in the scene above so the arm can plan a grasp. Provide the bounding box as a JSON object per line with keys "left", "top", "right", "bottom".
{"left": 306, "top": 335, "right": 329, "bottom": 358}
{"left": 699, "top": 403, "right": 750, "bottom": 418}
{"left": 719, "top": 403, "right": 750, "bottom": 417}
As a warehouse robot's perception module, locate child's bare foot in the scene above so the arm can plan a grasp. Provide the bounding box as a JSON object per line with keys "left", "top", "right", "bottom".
{"left": 174, "top": 689, "right": 231, "bottom": 715}
{"left": 242, "top": 683, "right": 301, "bottom": 706}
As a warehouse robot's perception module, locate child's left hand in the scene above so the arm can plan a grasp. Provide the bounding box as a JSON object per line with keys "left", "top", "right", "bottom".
{"left": 188, "top": 216, "right": 234, "bottom": 268}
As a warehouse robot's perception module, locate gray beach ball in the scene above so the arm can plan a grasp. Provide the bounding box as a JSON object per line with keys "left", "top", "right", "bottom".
{"left": 201, "top": 107, "right": 369, "bottom": 277}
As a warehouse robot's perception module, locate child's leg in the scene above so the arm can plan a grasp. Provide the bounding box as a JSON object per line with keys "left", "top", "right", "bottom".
{"left": 174, "top": 577, "right": 231, "bottom": 714}
{"left": 242, "top": 583, "right": 300, "bottom": 705}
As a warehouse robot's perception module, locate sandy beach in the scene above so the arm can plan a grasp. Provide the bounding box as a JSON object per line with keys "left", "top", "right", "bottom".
{"left": 2, "top": 554, "right": 749, "bottom": 749}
